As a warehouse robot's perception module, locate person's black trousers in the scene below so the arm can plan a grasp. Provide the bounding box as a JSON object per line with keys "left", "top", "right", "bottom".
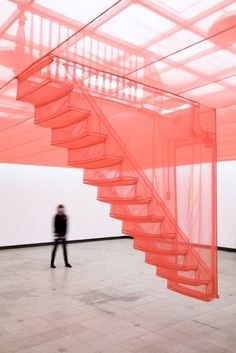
{"left": 51, "top": 238, "right": 69, "bottom": 265}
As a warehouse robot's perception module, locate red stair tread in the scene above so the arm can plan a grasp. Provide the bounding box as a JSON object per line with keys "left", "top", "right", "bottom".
{"left": 35, "top": 107, "right": 90, "bottom": 128}
{"left": 167, "top": 282, "right": 214, "bottom": 302}
{"left": 123, "top": 229, "right": 176, "bottom": 239}
{"left": 17, "top": 79, "right": 72, "bottom": 106}
{"left": 98, "top": 196, "right": 151, "bottom": 205}
{"left": 157, "top": 270, "right": 209, "bottom": 286}
{"left": 69, "top": 156, "right": 123, "bottom": 169}
{"left": 145, "top": 253, "right": 198, "bottom": 271}
{"left": 133, "top": 237, "right": 187, "bottom": 249}
{"left": 53, "top": 133, "right": 108, "bottom": 149}
{"left": 111, "top": 214, "right": 164, "bottom": 222}
{"left": 134, "top": 244, "right": 187, "bottom": 255}
{"left": 84, "top": 176, "right": 138, "bottom": 187}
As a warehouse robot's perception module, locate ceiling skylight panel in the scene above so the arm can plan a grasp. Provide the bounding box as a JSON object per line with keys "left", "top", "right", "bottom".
{"left": 0, "top": 65, "right": 13, "bottom": 81}
{"left": 35, "top": 0, "right": 116, "bottom": 23}
{"left": 6, "top": 20, "right": 17, "bottom": 37}
{"left": 170, "top": 40, "right": 214, "bottom": 62}
{"left": 223, "top": 2, "right": 236, "bottom": 12}
{"left": 222, "top": 76, "right": 236, "bottom": 87}
{"left": 149, "top": 30, "right": 202, "bottom": 56}
{"left": 153, "top": 61, "right": 169, "bottom": 71}
{"left": 0, "top": 0, "right": 17, "bottom": 27}
{"left": 99, "top": 4, "right": 175, "bottom": 45}
{"left": 195, "top": 10, "right": 224, "bottom": 32}
{"left": 156, "top": 0, "right": 200, "bottom": 14}
{"left": 160, "top": 68, "right": 198, "bottom": 85}
{"left": 155, "top": 0, "right": 222, "bottom": 19}
{"left": 179, "top": 0, "right": 224, "bottom": 20}
{"left": 69, "top": 36, "right": 120, "bottom": 61}
{"left": 185, "top": 83, "right": 224, "bottom": 96}
{"left": 186, "top": 50, "right": 236, "bottom": 74}
{"left": 0, "top": 39, "right": 13, "bottom": 48}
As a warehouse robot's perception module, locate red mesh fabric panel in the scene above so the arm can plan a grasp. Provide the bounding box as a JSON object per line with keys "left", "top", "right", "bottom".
{"left": 217, "top": 105, "right": 236, "bottom": 161}
{"left": 16, "top": 56, "right": 218, "bottom": 301}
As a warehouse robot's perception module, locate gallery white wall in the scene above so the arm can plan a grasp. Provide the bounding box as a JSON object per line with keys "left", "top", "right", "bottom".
{"left": 217, "top": 161, "right": 236, "bottom": 249}
{"left": 0, "top": 163, "right": 122, "bottom": 246}
{"left": 0, "top": 161, "right": 235, "bottom": 248}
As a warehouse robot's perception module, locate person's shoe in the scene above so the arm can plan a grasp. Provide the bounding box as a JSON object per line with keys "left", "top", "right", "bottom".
{"left": 65, "top": 263, "right": 72, "bottom": 268}
{"left": 50, "top": 264, "right": 56, "bottom": 268}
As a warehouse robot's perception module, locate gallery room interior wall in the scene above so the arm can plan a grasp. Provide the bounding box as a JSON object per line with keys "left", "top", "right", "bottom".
{"left": 0, "top": 161, "right": 235, "bottom": 249}
{"left": 0, "top": 163, "right": 122, "bottom": 247}
{"left": 217, "top": 161, "right": 236, "bottom": 249}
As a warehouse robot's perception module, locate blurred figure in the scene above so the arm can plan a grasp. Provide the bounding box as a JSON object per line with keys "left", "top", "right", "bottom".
{"left": 50, "top": 204, "right": 72, "bottom": 268}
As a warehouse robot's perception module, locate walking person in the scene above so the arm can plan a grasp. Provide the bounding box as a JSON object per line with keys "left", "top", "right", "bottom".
{"left": 50, "top": 204, "right": 72, "bottom": 268}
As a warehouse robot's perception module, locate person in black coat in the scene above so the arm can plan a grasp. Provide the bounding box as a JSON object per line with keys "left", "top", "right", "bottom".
{"left": 50, "top": 204, "right": 72, "bottom": 268}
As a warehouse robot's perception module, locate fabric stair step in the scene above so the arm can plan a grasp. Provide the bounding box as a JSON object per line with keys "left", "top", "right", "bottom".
{"left": 133, "top": 236, "right": 186, "bottom": 249}
{"left": 123, "top": 229, "right": 176, "bottom": 239}
{"left": 83, "top": 176, "right": 138, "bottom": 187}
{"left": 167, "top": 282, "right": 213, "bottom": 301}
{"left": 35, "top": 106, "right": 90, "bottom": 128}
{"left": 69, "top": 156, "right": 123, "bottom": 169}
{"left": 17, "top": 79, "right": 72, "bottom": 107}
{"left": 134, "top": 243, "right": 187, "bottom": 255}
{"left": 111, "top": 214, "right": 164, "bottom": 222}
{"left": 98, "top": 196, "right": 151, "bottom": 205}
{"left": 157, "top": 269, "right": 209, "bottom": 286}
{"left": 145, "top": 252, "right": 198, "bottom": 271}
{"left": 53, "top": 133, "right": 108, "bottom": 149}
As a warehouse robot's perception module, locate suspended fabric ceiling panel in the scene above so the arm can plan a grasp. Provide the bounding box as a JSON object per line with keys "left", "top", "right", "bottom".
{"left": 0, "top": 0, "right": 236, "bottom": 163}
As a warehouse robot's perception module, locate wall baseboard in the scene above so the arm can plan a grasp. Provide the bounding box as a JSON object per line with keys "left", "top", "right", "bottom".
{"left": 218, "top": 246, "right": 236, "bottom": 252}
{"left": 0, "top": 235, "right": 132, "bottom": 250}
{"left": 0, "top": 237, "right": 235, "bottom": 252}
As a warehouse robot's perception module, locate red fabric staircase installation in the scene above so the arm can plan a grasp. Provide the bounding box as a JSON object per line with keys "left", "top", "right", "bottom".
{"left": 16, "top": 56, "right": 218, "bottom": 302}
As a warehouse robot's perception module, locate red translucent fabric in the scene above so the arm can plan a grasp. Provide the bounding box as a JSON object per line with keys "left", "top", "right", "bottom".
{"left": 16, "top": 56, "right": 217, "bottom": 301}
{"left": 217, "top": 104, "right": 236, "bottom": 161}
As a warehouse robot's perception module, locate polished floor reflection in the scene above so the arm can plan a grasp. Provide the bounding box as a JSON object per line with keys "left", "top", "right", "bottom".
{"left": 0, "top": 239, "right": 236, "bottom": 353}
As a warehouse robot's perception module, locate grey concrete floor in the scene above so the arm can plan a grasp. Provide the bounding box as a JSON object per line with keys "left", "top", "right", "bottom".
{"left": 0, "top": 238, "right": 236, "bottom": 353}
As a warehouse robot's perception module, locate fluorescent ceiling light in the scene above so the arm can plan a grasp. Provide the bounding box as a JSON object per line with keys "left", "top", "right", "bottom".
{"left": 161, "top": 103, "right": 191, "bottom": 115}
